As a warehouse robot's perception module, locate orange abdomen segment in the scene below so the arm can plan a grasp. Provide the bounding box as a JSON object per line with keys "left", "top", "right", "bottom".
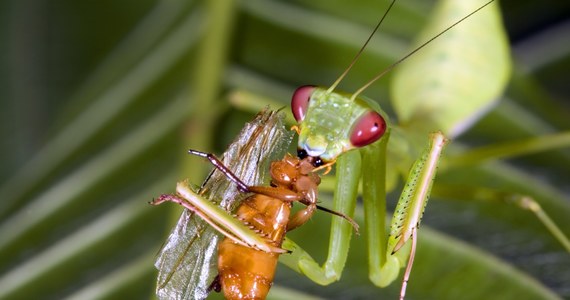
{"left": 218, "top": 241, "right": 278, "bottom": 299}
{"left": 218, "top": 195, "right": 290, "bottom": 300}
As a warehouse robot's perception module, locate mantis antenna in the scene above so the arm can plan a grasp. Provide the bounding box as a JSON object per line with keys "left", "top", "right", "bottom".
{"left": 347, "top": 0, "right": 496, "bottom": 102}
{"left": 326, "top": 0, "right": 397, "bottom": 94}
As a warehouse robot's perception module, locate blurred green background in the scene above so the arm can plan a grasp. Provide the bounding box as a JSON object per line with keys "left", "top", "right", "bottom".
{"left": 0, "top": 0, "right": 569, "bottom": 299}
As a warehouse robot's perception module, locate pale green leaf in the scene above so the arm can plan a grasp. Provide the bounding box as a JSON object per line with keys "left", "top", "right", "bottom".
{"left": 391, "top": 0, "right": 511, "bottom": 137}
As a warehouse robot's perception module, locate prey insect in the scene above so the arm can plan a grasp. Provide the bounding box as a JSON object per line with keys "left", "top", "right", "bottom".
{"left": 151, "top": 110, "right": 358, "bottom": 299}
{"left": 154, "top": 143, "right": 359, "bottom": 299}
{"left": 151, "top": 111, "right": 293, "bottom": 299}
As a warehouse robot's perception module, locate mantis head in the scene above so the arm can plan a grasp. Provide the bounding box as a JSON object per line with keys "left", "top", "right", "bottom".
{"left": 291, "top": 85, "right": 387, "bottom": 163}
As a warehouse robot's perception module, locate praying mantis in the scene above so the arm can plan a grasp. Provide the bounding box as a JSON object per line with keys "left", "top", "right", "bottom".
{"left": 0, "top": 0, "right": 568, "bottom": 299}
{"left": 154, "top": 0, "right": 570, "bottom": 299}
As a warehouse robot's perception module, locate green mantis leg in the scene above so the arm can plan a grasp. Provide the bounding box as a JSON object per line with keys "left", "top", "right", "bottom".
{"left": 282, "top": 131, "right": 448, "bottom": 292}
{"left": 289, "top": 148, "right": 361, "bottom": 284}
{"left": 364, "top": 131, "right": 448, "bottom": 290}
{"left": 361, "top": 129, "right": 399, "bottom": 286}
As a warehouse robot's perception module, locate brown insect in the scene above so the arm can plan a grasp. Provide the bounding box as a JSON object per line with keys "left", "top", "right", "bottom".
{"left": 154, "top": 150, "right": 358, "bottom": 300}
{"left": 151, "top": 110, "right": 358, "bottom": 300}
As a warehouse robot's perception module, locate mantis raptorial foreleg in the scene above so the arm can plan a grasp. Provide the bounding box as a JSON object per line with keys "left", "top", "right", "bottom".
{"left": 284, "top": 132, "right": 448, "bottom": 295}
{"left": 294, "top": 148, "right": 361, "bottom": 284}
{"left": 388, "top": 132, "right": 448, "bottom": 299}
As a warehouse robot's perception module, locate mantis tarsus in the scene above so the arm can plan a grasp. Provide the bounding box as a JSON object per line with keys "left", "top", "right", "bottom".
{"left": 154, "top": 0, "right": 568, "bottom": 298}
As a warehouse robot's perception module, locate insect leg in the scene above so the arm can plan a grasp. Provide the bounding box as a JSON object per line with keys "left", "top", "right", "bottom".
{"left": 153, "top": 182, "right": 288, "bottom": 254}
{"left": 189, "top": 149, "right": 306, "bottom": 200}
{"left": 151, "top": 194, "right": 254, "bottom": 250}
{"left": 390, "top": 132, "right": 448, "bottom": 254}
{"left": 247, "top": 186, "right": 303, "bottom": 201}
{"left": 287, "top": 203, "right": 316, "bottom": 231}
{"left": 188, "top": 149, "right": 250, "bottom": 192}
{"left": 399, "top": 226, "right": 417, "bottom": 300}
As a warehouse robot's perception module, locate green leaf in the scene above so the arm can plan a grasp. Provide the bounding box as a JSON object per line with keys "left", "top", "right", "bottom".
{"left": 391, "top": 0, "right": 512, "bottom": 137}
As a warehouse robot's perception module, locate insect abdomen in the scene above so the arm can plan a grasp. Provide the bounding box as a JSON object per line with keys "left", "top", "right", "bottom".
{"left": 217, "top": 194, "right": 291, "bottom": 300}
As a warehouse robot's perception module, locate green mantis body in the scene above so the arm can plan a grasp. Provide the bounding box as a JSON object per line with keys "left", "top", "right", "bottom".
{"left": 285, "top": 78, "right": 450, "bottom": 296}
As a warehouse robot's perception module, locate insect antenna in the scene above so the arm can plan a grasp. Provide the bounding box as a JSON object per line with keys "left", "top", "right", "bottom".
{"left": 326, "top": 0, "right": 397, "bottom": 94}
{"left": 315, "top": 204, "right": 360, "bottom": 234}
{"left": 350, "top": 0, "right": 496, "bottom": 102}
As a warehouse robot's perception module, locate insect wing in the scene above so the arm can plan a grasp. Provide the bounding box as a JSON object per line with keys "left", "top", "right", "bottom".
{"left": 155, "top": 208, "right": 218, "bottom": 300}
{"left": 154, "top": 109, "right": 293, "bottom": 300}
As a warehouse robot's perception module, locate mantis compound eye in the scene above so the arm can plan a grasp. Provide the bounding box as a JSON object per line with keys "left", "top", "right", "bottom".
{"left": 291, "top": 85, "right": 316, "bottom": 122}
{"left": 349, "top": 111, "right": 386, "bottom": 148}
